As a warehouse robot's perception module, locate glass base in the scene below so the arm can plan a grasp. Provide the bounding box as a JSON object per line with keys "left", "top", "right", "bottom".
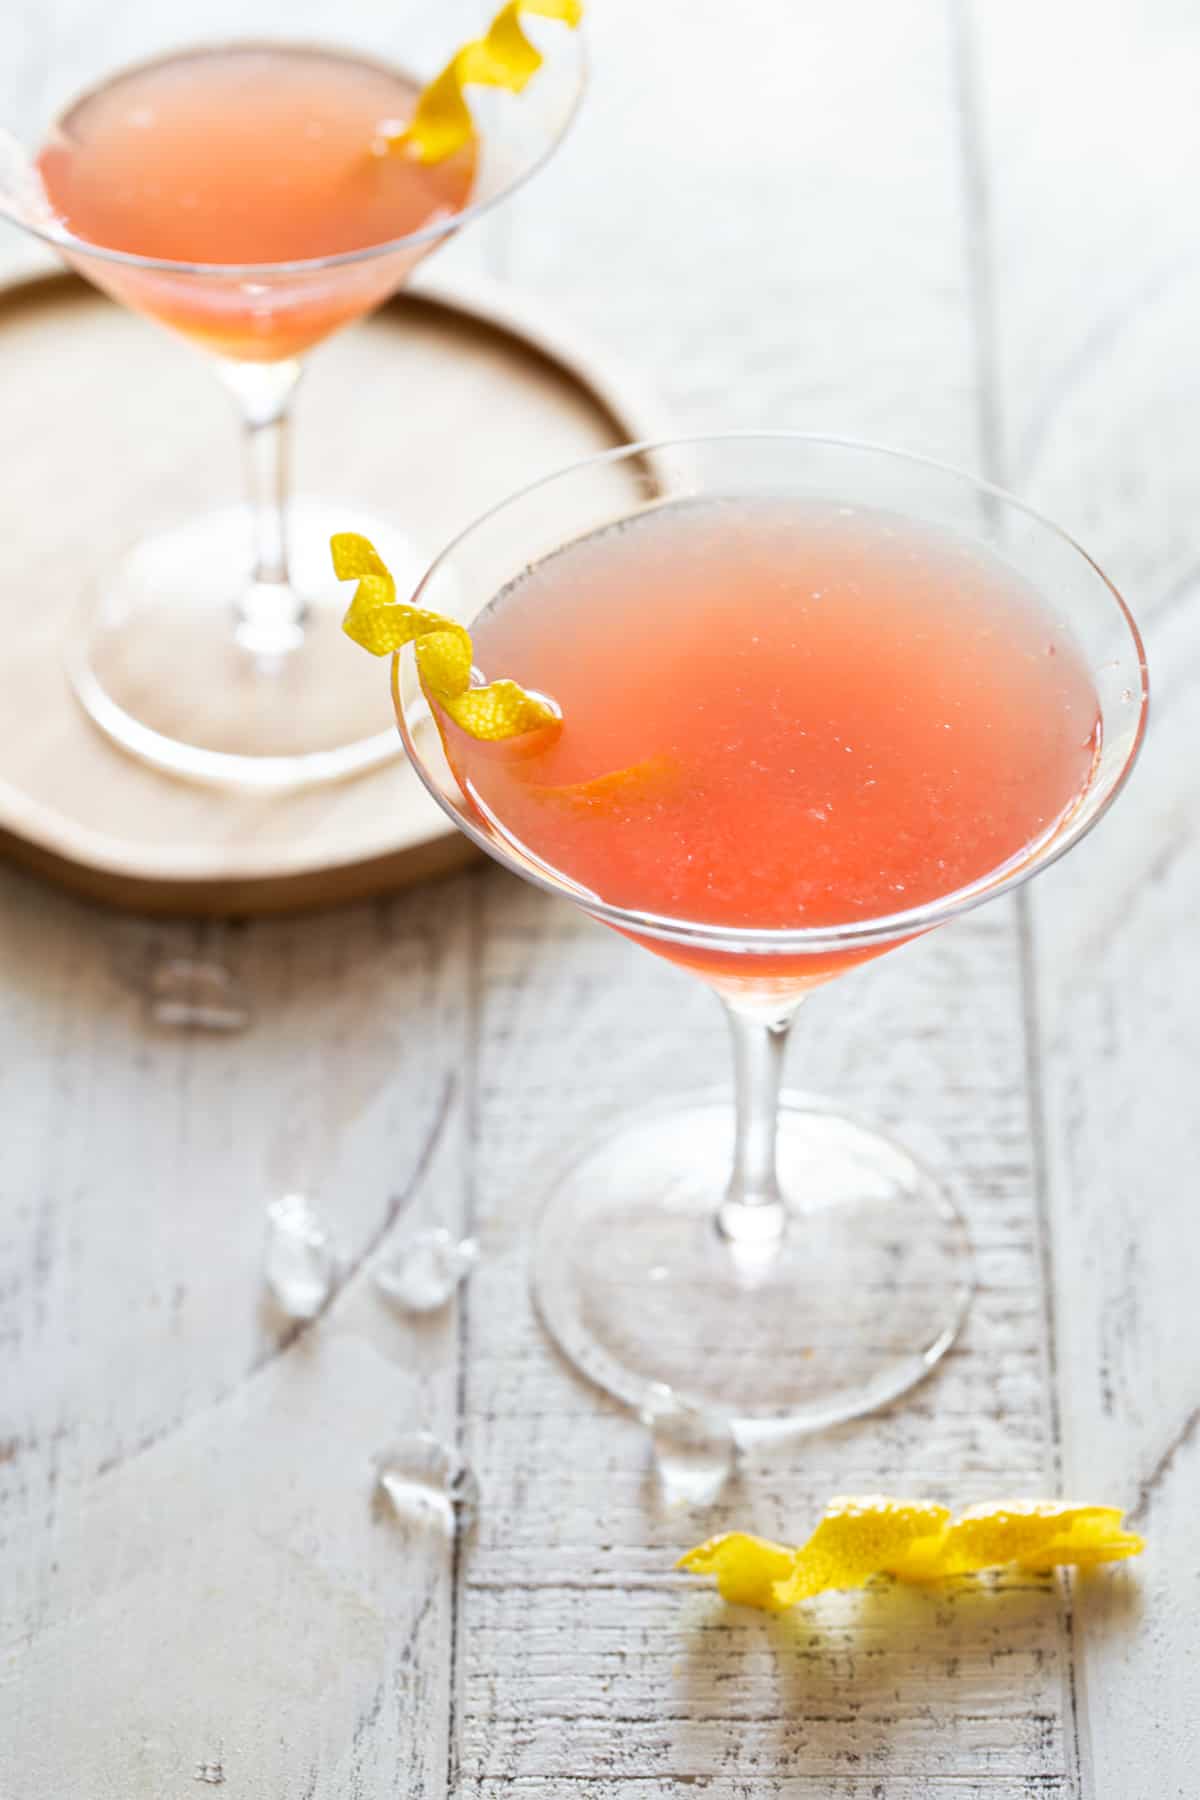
{"left": 532, "top": 1093, "right": 973, "bottom": 1438}
{"left": 66, "top": 498, "right": 421, "bottom": 791}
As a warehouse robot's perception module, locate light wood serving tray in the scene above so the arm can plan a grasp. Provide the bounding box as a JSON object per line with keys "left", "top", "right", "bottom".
{"left": 0, "top": 261, "right": 668, "bottom": 915}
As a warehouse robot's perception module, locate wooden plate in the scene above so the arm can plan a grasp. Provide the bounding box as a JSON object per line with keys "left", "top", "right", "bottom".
{"left": 0, "top": 261, "right": 670, "bottom": 915}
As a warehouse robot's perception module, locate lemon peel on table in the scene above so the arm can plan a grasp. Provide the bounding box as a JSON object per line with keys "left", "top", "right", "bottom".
{"left": 679, "top": 1497, "right": 1145, "bottom": 1612}
{"left": 331, "top": 532, "right": 559, "bottom": 742}
{"left": 384, "top": 0, "right": 584, "bottom": 165}
{"left": 888, "top": 1500, "right": 1145, "bottom": 1580}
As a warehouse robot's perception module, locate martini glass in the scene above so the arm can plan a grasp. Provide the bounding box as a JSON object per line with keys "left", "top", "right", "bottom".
{"left": 0, "top": 6, "right": 584, "bottom": 790}
{"left": 391, "top": 433, "right": 1148, "bottom": 1438}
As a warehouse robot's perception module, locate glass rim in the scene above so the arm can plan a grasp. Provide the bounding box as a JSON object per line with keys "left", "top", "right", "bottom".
{"left": 5, "top": 29, "right": 587, "bottom": 280}
{"left": 395, "top": 430, "right": 1150, "bottom": 957}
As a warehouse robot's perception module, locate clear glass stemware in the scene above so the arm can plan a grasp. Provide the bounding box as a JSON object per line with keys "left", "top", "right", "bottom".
{"left": 0, "top": 4, "right": 585, "bottom": 790}
{"left": 391, "top": 432, "right": 1148, "bottom": 1438}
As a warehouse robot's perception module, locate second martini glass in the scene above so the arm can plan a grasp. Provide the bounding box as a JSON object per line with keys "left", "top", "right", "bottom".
{"left": 2, "top": 5, "right": 584, "bottom": 789}
{"left": 385, "top": 434, "right": 1148, "bottom": 1438}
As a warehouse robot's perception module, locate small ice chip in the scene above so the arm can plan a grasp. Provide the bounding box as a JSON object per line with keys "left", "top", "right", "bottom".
{"left": 376, "top": 1228, "right": 479, "bottom": 1314}
{"left": 264, "top": 1194, "right": 338, "bottom": 1320}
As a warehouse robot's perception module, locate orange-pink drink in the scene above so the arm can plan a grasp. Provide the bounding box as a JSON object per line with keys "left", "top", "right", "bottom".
{"left": 37, "top": 44, "right": 475, "bottom": 359}
{"left": 443, "top": 500, "right": 1101, "bottom": 986}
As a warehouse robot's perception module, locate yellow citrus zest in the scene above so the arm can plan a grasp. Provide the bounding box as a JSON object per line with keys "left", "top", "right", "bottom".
{"left": 528, "top": 753, "right": 682, "bottom": 811}
{"left": 679, "top": 1497, "right": 1145, "bottom": 1611}
{"left": 386, "top": 0, "right": 583, "bottom": 164}
{"left": 331, "top": 532, "right": 560, "bottom": 741}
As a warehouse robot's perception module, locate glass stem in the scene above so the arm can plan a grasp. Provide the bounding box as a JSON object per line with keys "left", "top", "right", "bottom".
{"left": 216, "top": 357, "right": 306, "bottom": 659}
{"left": 717, "top": 998, "right": 803, "bottom": 1248}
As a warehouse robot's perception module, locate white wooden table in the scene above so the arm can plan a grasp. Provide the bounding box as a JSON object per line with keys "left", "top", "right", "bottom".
{"left": 3, "top": 2, "right": 1196, "bottom": 1794}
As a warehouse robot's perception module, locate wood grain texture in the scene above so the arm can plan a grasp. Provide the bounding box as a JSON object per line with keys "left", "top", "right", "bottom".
{"left": 963, "top": 5, "right": 1197, "bottom": 1793}
{"left": 1, "top": 871, "right": 476, "bottom": 1795}
{"left": 0, "top": 264, "right": 665, "bottom": 915}
{"left": 456, "top": 883, "right": 1071, "bottom": 1794}
{"left": 1, "top": 0, "right": 1188, "bottom": 1795}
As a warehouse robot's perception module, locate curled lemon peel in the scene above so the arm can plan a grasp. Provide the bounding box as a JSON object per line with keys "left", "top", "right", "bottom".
{"left": 679, "top": 1497, "right": 1144, "bottom": 1611}
{"left": 527, "top": 753, "right": 682, "bottom": 811}
{"left": 334, "top": 533, "right": 680, "bottom": 794}
{"left": 387, "top": 0, "right": 583, "bottom": 165}
{"left": 332, "top": 532, "right": 559, "bottom": 741}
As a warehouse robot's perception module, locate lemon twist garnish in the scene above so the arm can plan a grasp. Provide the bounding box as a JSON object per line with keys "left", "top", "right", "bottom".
{"left": 528, "top": 753, "right": 682, "bottom": 811}
{"left": 386, "top": 0, "right": 583, "bottom": 165}
{"left": 332, "top": 532, "right": 559, "bottom": 740}
{"left": 679, "top": 1497, "right": 1145, "bottom": 1611}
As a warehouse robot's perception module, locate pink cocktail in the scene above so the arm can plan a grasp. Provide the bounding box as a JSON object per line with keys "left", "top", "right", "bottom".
{"left": 450, "top": 498, "right": 1100, "bottom": 991}
{"left": 393, "top": 434, "right": 1147, "bottom": 1434}
{"left": 37, "top": 44, "right": 475, "bottom": 362}
{"left": 4, "top": 7, "right": 584, "bottom": 789}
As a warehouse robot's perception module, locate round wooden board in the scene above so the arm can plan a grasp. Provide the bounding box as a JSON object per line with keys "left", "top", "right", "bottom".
{"left": 0, "top": 261, "right": 669, "bottom": 916}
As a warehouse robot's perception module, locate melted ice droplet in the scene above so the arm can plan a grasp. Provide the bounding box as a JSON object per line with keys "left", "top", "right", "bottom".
{"left": 375, "top": 1434, "right": 479, "bottom": 1538}
{"left": 375, "top": 1228, "right": 479, "bottom": 1313}
{"left": 148, "top": 957, "right": 250, "bottom": 1032}
{"left": 642, "top": 1388, "right": 736, "bottom": 1506}
{"left": 264, "top": 1194, "right": 338, "bottom": 1319}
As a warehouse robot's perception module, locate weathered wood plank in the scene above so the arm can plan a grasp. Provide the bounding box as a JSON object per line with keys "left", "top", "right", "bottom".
{"left": 456, "top": 881, "right": 1070, "bottom": 1793}
{"left": 3, "top": 1338, "right": 453, "bottom": 1798}
{"left": 468, "top": 1788, "right": 1072, "bottom": 1799}
{"left": 448, "top": 3, "right": 1089, "bottom": 1788}
{"left": 6, "top": 0, "right": 1190, "bottom": 1792}
{"left": 503, "top": 0, "right": 977, "bottom": 457}
{"left": 0, "top": 872, "right": 476, "bottom": 1793}
{"left": 965, "top": 3, "right": 1200, "bottom": 1793}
